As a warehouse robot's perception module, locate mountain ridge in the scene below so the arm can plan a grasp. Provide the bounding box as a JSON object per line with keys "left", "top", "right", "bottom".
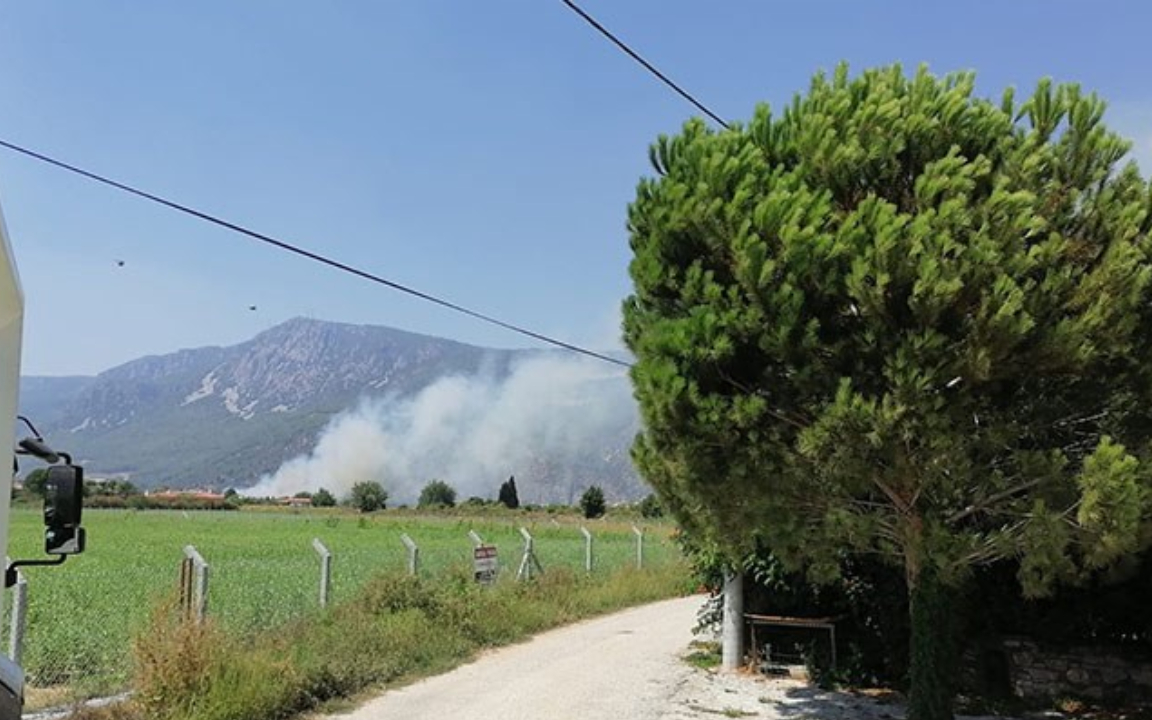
{"left": 18, "top": 318, "right": 644, "bottom": 503}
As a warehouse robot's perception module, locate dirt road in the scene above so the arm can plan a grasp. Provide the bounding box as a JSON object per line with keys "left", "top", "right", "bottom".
{"left": 323, "top": 594, "right": 706, "bottom": 720}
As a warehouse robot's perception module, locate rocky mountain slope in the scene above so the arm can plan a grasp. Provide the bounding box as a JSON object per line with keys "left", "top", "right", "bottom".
{"left": 18, "top": 318, "right": 645, "bottom": 503}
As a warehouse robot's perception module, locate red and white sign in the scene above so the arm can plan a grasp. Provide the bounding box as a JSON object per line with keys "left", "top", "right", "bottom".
{"left": 473, "top": 544, "right": 499, "bottom": 584}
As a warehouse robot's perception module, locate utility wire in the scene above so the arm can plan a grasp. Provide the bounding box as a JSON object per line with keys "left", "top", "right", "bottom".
{"left": 0, "top": 138, "right": 631, "bottom": 369}
{"left": 557, "top": 0, "right": 730, "bottom": 130}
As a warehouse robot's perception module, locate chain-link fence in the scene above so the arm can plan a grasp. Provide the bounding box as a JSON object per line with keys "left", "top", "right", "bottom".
{"left": 2, "top": 512, "right": 677, "bottom": 712}
{"left": 2, "top": 559, "right": 168, "bottom": 709}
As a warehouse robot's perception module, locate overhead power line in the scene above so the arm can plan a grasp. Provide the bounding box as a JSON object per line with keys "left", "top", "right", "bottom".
{"left": 0, "top": 138, "right": 631, "bottom": 369}
{"left": 557, "top": 0, "right": 730, "bottom": 130}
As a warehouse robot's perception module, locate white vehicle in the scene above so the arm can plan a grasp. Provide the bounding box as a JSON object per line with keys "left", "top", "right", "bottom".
{"left": 0, "top": 197, "right": 87, "bottom": 717}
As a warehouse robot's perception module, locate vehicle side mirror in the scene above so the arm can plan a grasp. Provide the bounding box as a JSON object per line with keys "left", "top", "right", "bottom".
{"left": 44, "top": 464, "right": 85, "bottom": 555}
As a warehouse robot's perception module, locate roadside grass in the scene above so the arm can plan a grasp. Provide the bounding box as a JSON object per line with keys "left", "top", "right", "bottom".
{"left": 62, "top": 561, "right": 692, "bottom": 720}
{"left": 684, "top": 639, "right": 722, "bottom": 670}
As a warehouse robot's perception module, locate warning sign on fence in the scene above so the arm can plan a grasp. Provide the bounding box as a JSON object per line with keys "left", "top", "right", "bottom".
{"left": 473, "top": 544, "right": 498, "bottom": 585}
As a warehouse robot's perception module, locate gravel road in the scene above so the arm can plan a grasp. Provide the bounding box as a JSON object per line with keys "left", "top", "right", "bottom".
{"left": 317, "top": 594, "right": 1007, "bottom": 720}
{"left": 321, "top": 594, "right": 706, "bottom": 720}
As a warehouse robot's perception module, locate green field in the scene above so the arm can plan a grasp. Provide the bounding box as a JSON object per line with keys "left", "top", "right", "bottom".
{"left": 2, "top": 507, "right": 678, "bottom": 704}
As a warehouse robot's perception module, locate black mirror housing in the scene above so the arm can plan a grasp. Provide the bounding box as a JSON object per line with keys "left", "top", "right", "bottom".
{"left": 44, "top": 465, "right": 84, "bottom": 555}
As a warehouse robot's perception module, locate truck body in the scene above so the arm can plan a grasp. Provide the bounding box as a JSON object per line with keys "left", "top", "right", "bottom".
{"left": 0, "top": 197, "right": 21, "bottom": 607}
{"left": 0, "top": 198, "right": 25, "bottom": 714}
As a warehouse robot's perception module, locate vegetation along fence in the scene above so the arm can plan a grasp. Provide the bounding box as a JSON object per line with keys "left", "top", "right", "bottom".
{"left": 1, "top": 508, "right": 677, "bottom": 710}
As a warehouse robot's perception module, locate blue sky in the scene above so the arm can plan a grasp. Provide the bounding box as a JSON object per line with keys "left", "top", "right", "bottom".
{"left": 1, "top": 1, "right": 1149, "bottom": 375}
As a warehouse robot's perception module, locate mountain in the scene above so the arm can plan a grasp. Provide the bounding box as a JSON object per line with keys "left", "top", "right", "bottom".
{"left": 18, "top": 318, "right": 646, "bottom": 503}
{"left": 16, "top": 375, "right": 96, "bottom": 429}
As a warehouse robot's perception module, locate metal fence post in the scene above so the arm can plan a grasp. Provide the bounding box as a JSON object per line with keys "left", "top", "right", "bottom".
{"left": 400, "top": 533, "right": 419, "bottom": 576}
{"left": 580, "top": 526, "right": 593, "bottom": 573}
{"left": 312, "top": 538, "right": 332, "bottom": 607}
{"left": 632, "top": 525, "right": 644, "bottom": 569}
{"left": 8, "top": 569, "right": 26, "bottom": 664}
{"left": 183, "top": 545, "right": 209, "bottom": 622}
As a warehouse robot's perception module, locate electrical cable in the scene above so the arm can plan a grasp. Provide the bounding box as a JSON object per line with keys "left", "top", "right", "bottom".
{"left": 0, "top": 138, "right": 631, "bottom": 368}
{"left": 557, "top": 0, "right": 730, "bottom": 130}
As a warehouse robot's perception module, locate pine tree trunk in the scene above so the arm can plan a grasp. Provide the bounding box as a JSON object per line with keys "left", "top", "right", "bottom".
{"left": 907, "top": 565, "right": 957, "bottom": 720}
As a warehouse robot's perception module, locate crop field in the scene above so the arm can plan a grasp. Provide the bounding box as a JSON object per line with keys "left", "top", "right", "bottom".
{"left": 1, "top": 507, "right": 679, "bottom": 706}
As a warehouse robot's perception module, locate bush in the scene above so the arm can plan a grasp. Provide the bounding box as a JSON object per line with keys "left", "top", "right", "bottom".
{"left": 311, "top": 488, "right": 336, "bottom": 508}
{"left": 638, "top": 493, "right": 663, "bottom": 519}
{"left": 89, "top": 495, "right": 237, "bottom": 511}
{"left": 417, "top": 480, "right": 457, "bottom": 508}
{"left": 133, "top": 601, "right": 225, "bottom": 716}
{"left": 579, "top": 486, "right": 606, "bottom": 519}
{"left": 22, "top": 468, "right": 48, "bottom": 498}
{"left": 677, "top": 532, "right": 909, "bottom": 688}
{"left": 349, "top": 481, "right": 387, "bottom": 513}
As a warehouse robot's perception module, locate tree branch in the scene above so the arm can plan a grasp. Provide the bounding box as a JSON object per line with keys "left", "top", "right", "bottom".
{"left": 873, "top": 476, "right": 911, "bottom": 515}
{"left": 947, "top": 477, "right": 1046, "bottom": 525}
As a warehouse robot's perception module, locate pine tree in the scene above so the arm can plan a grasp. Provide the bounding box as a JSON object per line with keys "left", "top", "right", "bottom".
{"left": 624, "top": 64, "right": 1152, "bottom": 720}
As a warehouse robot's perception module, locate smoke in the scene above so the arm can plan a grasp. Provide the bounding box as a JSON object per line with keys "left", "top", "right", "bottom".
{"left": 243, "top": 354, "right": 640, "bottom": 504}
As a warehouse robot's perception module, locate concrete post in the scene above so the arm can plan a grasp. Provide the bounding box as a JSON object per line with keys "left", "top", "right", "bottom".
{"left": 7, "top": 570, "right": 25, "bottom": 664}
{"left": 312, "top": 538, "right": 332, "bottom": 607}
{"left": 721, "top": 570, "right": 744, "bottom": 670}
{"left": 631, "top": 525, "right": 644, "bottom": 569}
{"left": 516, "top": 527, "right": 542, "bottom": 581}
{"left": 400, "top": 533, "right": 419, "bottom": 576}
{"left": 183, "top": 545, "right": 209, "bottom": 622}
{"left": 580, "top": 527, "right": 593, "bottom": 573}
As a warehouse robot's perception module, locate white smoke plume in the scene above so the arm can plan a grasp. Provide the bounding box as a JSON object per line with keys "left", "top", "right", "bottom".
{"left": 243, "top": 354, "right": 640, "bottom": 504}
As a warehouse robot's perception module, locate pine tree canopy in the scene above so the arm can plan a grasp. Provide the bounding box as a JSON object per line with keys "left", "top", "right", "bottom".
{"left": 624, "top": 64, "right": 1152, "bottom": 597}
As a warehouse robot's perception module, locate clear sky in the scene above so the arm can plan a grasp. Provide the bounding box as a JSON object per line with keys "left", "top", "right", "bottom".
{"left": 1, "top": 1, "right": 1149, "bottom": 376}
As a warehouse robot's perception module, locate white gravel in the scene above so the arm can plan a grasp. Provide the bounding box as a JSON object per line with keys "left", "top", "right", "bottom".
{"left": 316, "top": 595, "right": 1003, "bottom": 720}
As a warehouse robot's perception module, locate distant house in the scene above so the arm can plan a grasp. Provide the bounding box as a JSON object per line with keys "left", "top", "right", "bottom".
{"left": 281, "top": 496, "right": 312, "bottom": 508}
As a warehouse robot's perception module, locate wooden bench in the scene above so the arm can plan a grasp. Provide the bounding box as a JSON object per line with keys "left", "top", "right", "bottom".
{"left": 744, "top": 613, "right": 838, "bottom": 669}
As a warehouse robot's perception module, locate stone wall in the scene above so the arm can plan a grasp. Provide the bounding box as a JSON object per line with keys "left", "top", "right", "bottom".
{"left": 1004, "top": 638, "right": 1152, "bottom": 703}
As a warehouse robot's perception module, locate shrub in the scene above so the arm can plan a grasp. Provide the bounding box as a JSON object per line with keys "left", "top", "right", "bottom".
{"left": 417, "top": 480, "right": 457, "bottom": 508}
{"left": 349, "top": 481, "right": 387, "bottom": 513}
{"left": 579, "top": 486, "right": 606, "bottom": 519}
{"left": 638, "top": 493, "right": 663, "bottom": 519}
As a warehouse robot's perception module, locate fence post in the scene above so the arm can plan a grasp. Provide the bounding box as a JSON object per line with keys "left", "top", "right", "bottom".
{"left": 178, "top": 556, "right": 193, "bottom": 616}
{"left": 8, "top": 568, "right": 26, "bottom": 664}
{"left": 632, "top": 525, "right": 644, "bottom": 569}
{"left": 516, "top": 527, "right": 543, "bottom": 581}
{"left": 183, "top": 545, "right": 209, "bottom": 622}
{"left": 312, "top": 538, "right": 332, "bottom": 607}
{"left": 468, "top": 530, "right": 484, "bottom": 547}
{"left": 400, "top": 533, "right": 419, "bottom": 576}
{"left": 580, "top": 526, "right": 593, "bottom": 573}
